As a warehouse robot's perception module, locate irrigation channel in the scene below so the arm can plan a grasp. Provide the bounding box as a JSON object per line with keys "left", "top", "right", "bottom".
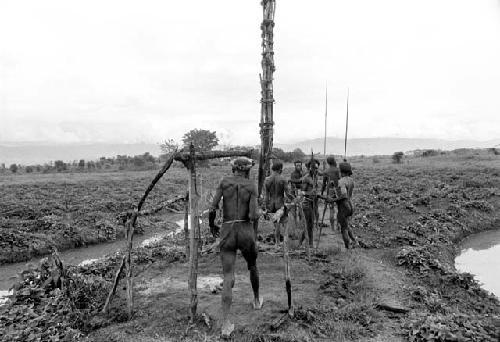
{"left": 455, "top": 228, "right": 500, "bottom": 298}
{"left": 0, "top": 214, "right": 186, "bottom": 305}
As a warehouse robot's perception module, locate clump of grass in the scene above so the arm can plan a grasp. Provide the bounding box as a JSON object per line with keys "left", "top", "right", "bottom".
{"left": 322, "top": 245, "right": 342, "bottom": 256}
{"left": 313, "top": 255, "right": 382, "bottom": 340}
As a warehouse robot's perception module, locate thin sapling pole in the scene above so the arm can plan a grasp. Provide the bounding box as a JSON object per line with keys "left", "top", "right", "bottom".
{"left": 187, "top": 143, "right": 201, "bottom": 322}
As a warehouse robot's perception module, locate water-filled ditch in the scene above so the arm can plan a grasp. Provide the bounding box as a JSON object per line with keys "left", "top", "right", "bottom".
{"left": 455, "top": 228, "right": 500, "bottom": 298}
{"left": 0, "top": 215, "right": 186, "bottom": 305}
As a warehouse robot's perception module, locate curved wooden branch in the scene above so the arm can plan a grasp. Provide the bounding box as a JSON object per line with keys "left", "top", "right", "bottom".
{"left": 103, "top": 151, "right": 176, "bottom": 316}
{"left": 174, "top": 149, "right": 254, "bottom": 168}
{"left": 117, "top": 195, "right": 185, "bottom": 223}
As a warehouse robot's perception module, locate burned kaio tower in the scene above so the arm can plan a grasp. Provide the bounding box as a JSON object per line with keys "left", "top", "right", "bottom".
{"left": 258, "top": 0, "right": 276, "bottom": 197}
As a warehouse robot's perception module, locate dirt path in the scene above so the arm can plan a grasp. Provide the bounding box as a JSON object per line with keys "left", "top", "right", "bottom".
{"left": 89, "top": 222, "right": 414, "bottom": 341}
{"left": 318, "top": 228, "right": 409, "bottom": 342}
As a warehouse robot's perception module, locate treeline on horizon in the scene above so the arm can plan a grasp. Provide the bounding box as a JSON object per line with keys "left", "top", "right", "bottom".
{"left": 0, "top": 146, "right": 310, "bottom": 175}
{"left": 3, "top": 147, "right": 499, "bottom": 176}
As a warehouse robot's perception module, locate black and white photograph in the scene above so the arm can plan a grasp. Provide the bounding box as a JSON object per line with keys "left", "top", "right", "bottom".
{"left": 1, "top": 1, "right": 499, "bottom": 341}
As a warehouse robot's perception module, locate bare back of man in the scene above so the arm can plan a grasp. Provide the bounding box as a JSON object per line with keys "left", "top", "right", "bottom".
{"left": 209, "top": 158, "right": 263, "bottom": 338}
{"left": 264, "top": 160, "right": 289, "bottom": 244}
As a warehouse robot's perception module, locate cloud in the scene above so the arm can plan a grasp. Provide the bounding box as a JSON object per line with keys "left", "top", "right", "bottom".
{"left": 0, "top": 0, "right": 499, "bottom": 145}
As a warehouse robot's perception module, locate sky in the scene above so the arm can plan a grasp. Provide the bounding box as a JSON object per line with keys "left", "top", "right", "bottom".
{"left": 0, "top": 0, "right": 499, "bottom": 146}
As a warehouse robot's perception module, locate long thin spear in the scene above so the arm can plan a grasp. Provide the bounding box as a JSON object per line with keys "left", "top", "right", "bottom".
{"left": 344, "top": 88, "right": 349, "bottom": 159}
{"left": 318, "top": 84, "right": 329, "bottom": 247}
{"left": 323, "top": 83, "right": 328, "bottom": 162}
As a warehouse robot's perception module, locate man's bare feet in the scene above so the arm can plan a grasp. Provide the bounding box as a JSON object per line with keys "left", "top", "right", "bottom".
{"left": 221, "top": 320, "right": 234, "bottom": 339}
{"left": 253, "top": 295, "right": 264, "bottom": 310}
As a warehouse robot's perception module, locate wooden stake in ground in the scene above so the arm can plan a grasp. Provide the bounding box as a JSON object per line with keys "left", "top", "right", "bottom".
{"left": 184, "top": 191, "right": 189, "bottom": 257}
{"left": 187, "top": 143, "right": 201, "bottom": 322}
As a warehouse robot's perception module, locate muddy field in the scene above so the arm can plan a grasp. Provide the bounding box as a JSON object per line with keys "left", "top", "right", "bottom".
{"left": 1, "top": 154, "right": 500, "bottom": 341}
{"left": 0, "top": 167, "right": 226, "bottom": 265}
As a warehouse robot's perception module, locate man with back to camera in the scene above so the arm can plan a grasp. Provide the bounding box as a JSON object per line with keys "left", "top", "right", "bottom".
{"left": 264, "top": 159, "right": 290, "bottom": 244}
{"left": 209, "top": 157, "right": 263, "bottom": 338}
{"left": 323, "top": 161, "right": 357, "bottom": 249}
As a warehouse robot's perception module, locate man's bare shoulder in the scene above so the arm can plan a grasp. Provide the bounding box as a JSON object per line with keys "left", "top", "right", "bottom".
{"left": 325, "top": 167, "right": 339, "bottom": 177}
{"left": 338, "top": 176, "right": 353, "bottom": 186}
{"left": 220, "top": 175, "right": 256, "bottom": 188}
{"left": 302, "top": 174, "right": 313, "bottom": 182}
{"left": 277, "top": 174, "right": 287, "bottom": 184}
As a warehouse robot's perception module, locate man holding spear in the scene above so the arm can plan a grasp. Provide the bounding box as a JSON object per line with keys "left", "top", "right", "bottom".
{"left": 299, "top": 156, "right": 320, "bottom": 249}
{"left": 321, "top": 156, "right": 340, "bottom": 231}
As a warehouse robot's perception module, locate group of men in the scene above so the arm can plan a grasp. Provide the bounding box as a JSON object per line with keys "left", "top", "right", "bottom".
{"left": 265, "top": 156, "right": 357, "bottom": 250}
{"left": 209, "top": 155, "right": 356, "bottom": 338}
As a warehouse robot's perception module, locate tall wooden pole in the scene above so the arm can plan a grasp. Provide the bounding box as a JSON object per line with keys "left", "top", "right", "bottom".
{"left": 187, "top": 143, "right": 200, "bottom": 322}
{"left": 257, "top": 0, "right": 276, "bottom": 198}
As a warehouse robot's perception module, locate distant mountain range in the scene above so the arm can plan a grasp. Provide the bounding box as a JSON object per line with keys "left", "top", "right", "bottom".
{"left": 1, "top": 138, "right": 499, "bottom": 165}
{"left": 277, "top": 137, "right": 500, "bottom": 157}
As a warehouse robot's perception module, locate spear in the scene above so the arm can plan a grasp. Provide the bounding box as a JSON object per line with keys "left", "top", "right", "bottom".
{"left": 323, "top": 83, "right": 328, "bottom": 164}
{"left": 310, "top": 150, "right": 319, "bottom": 253}
{"left": 344, "top": 88, "right": 349, "bottom": 159}
{"left": 318, "top": 85, "right": 329, "bottom": 247}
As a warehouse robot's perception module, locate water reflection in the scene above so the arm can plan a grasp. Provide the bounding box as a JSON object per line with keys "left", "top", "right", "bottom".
{"left": 455, "top": 229, "right": 500, "bottom": 297}
{"left": 0, "top": 290, "right": 13, "bottom": 306}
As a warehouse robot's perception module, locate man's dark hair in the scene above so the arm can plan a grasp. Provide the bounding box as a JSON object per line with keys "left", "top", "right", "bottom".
{"left": 272, "top": 160, "right": 283, "bottom": 172}
{"left": 305, "top": 159, "right": 320, "bottom": 169}
{"left": 339, "top": 162, "right": 352, "bottom": 176}
{"left": 327, "top": 156, "right": 337, "bottom": 167}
